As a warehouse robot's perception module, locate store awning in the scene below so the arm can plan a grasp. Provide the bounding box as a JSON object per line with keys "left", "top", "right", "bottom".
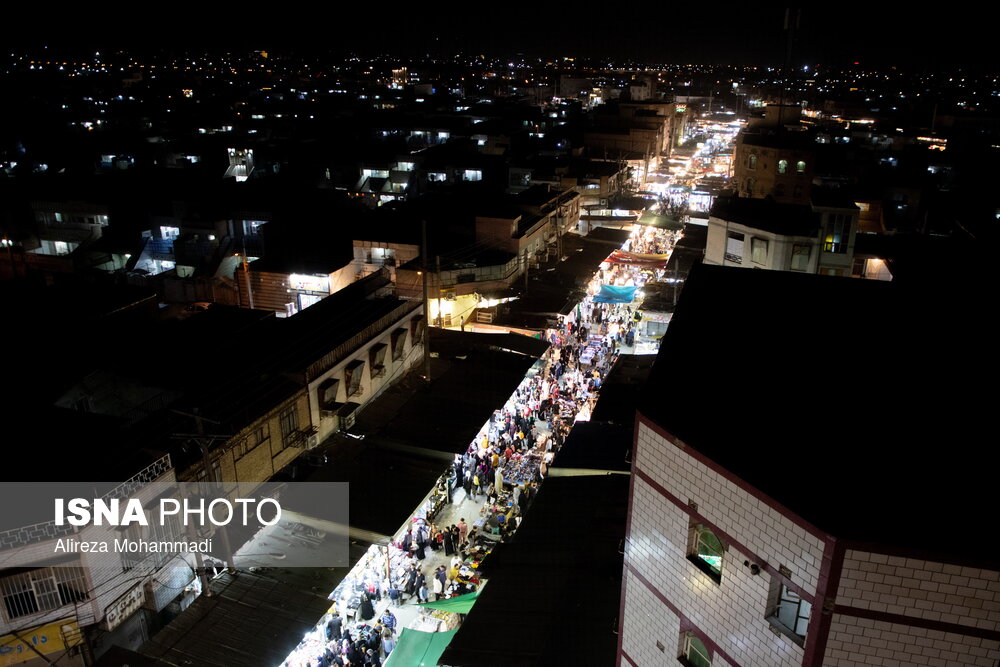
{"left": 593, "top": 285, "right": 637, "bottom": 304}
{"left": 416, "top": 582, "right": 487, "bottom": 614}
{"left": 604, "top": 249, "right": 669, "bottom": 269}
{"left": 636, "top": 210, "right": 685, "bottom": 230}
{"left": 383, "top": 628, "right": 458, "bottom": 667}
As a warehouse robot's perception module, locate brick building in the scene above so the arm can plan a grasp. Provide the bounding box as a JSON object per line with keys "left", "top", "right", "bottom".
{"left": 618, "top": 264, "right": 998, "bottom": 667}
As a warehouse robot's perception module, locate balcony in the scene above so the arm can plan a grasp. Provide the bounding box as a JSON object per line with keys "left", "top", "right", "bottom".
{"left": 283, "top": 426, "right": 318, "bottom": 449}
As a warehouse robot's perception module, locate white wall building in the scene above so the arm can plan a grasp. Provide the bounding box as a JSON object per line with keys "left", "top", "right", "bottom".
{"left": 618, "top": 264, "right": 997, "bottom": 667}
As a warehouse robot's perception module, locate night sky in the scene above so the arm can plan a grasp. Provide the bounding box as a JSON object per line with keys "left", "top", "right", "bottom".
{"left": 7, "top": 5, "right": 994, "bottom": 68}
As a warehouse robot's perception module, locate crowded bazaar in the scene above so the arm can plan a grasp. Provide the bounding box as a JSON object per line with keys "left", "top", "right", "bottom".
{"left": 280, "top": 224, "right": 678, "bottom": 667}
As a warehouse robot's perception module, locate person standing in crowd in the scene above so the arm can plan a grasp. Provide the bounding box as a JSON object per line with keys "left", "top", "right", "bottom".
{"left": 326, "top": 612, "right": 342, "bottom": 641}
{"left": 432, "top": 573, "right": 443, "bottom": 600}
{"left": 380, "top": 608, "right": 397, "bottom": 636}
{"left": 404, "top": 564, "right": 417, "bottom": 600}
{"left": 358, "top": 590, "right": 375, "bottom": 621}
{"left": 457, "top": 518, "right": 468, "bottom": 545}
{"left": 387, "top": 581, "right": 400, "bottom": 607}
{"left": 381, "top": 627, "right": 395, "bottom": 659}
{"left": 443, "top": 526, "right": 456, "bottom": 556}
{"left": 418, "top": 577, "right": 429, "bottom": 603}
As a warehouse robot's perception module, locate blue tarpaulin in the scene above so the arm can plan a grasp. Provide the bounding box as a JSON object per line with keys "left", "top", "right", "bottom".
{"left": 593, "top": 285, "right": 637, "bottom": 304}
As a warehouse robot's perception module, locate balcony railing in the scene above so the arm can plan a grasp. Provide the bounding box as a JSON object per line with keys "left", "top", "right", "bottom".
{"left": 283, "top": 426, "right": 318, "bottom": 449}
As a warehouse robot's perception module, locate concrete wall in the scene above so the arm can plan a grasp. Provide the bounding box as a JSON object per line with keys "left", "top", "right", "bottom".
{"left": 705, "top": 218, "right": 820, "bottom": 273}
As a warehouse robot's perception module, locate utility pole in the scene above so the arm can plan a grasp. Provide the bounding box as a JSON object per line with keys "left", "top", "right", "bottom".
{"left": 238, "top": 238, "right": 254, "bottom": 309}
{"left": 523, "top": 248, "right": 529, "bottom": 291}
{"left": 421, "top": 219, "right": 431, "bottom": 381}
{"left": 171, "top": 408, "right": 235, "bottom": 594}
{"left": 436, "top": 255, "right": 443, "bottom": 327}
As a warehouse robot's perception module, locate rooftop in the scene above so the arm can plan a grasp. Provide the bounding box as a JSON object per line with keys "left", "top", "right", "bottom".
{"left": 639, "top": 263, "right": 996, "bottom": 564}
{"left": 709, "top": 195, "right": 819, "bottom": 237}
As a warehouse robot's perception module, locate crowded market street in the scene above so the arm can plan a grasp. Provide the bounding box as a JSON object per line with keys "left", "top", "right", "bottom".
{"left": 280, "top": 108, "right": 738, "bottom": 667}
{"left": 280, "top": 222, "right": 677, "bottom": 667}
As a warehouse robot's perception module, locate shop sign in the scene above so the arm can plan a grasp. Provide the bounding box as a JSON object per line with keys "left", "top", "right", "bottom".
{"left": 0, "top": 620, "right": 79, "bottom": 666}
{"left": 289, "top": 273, "right": 330, "bottom": 293}
{"left": 103, "top": 584, "right": 145, "bottom": 632}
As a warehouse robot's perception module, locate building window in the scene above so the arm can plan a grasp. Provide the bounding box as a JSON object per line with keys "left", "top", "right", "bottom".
{"left": 0, "top": 567, "right": 89, "bottom": 620}
{"left": 318, "top": 378, "right": 340, "bottom": 410}
{"left": 280, "top": 408, "right": 298, "bottom": 443}
{"left": 777, "top": 159, "right": 788, "bottom": 174}
{"left": 344, "top": 359, "right": 366, "bottom": 397}
{"left": 791, "top": 244, "right": 811, "bottom": 271}
{"left": 724, "top": 231, "right": 744, "bottom": 265}
{"left": 120, "top": 523, "right": 146, "bottom": 570}
{"left": 751, "top": 237, "right": 768, "bottom": 265}
{"left": 688, "top": 522, "right": 724, "bottom": 583}
{"left": 391, "top": 327, "right": 408, "bottom": 361}
{"left": 463, "top": 169, "right": 482, "bottom": 182}
{"left": 369, "top": 343, "right": 388, "bottom": 379}
{"left": 796, "top": 160, "right": 806, "bottom": 173}
{"left": 679, "top": 633, "right": 712, "bottom": 667}
{"left": 748, "top": 154, "right": 758, "bottom": 170}
{"left": 824, "top": 214, "right": 850, "bottom": 253}
{"left": 766, "top": 578, "right": 812, "bottom": 646}
{"left": 410, "top": 315, "right": 425, "bottom": 345}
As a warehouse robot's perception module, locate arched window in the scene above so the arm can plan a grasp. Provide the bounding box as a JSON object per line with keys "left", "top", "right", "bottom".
{"left": 796, "top": 160, "right": 806, "bottom": 173}
{"left": 778, "top": 159, "right": 788, "bottom": 174}
{"left": 682, "top": 634, "right": 712, "bottom": 667}
{"left": 748, "top": 154, "right": 758, "bottom": 170}
{"left": 689, "top": 523, "right": 724, "bottom": 581}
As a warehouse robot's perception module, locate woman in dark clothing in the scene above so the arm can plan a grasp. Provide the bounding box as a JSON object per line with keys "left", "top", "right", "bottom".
{"left": 443, "top": 527, "right": 456, "bottom": 556}
{"left": 358, "top": 591, "right": 375, "bottom": 621}
{"left": 404, "top": 566, "right": 417, "bottom": 599}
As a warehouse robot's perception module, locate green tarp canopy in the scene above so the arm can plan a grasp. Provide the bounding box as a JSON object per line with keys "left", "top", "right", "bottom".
{"left": 637, "top": 210, "right": 685, "bottom": 229}
{"left": 383, "top": 628, "right": 458, "bottom": 667}
{"left": 415, "top": 584, "right": 486, "bottom": 614}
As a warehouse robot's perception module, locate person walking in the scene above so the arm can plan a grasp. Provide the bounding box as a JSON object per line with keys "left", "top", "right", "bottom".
{"left": 432, "top": 574, "right": 443, "bottom": 601}
{"left": 457, "top": 518, "right": 468, "bottom": 545}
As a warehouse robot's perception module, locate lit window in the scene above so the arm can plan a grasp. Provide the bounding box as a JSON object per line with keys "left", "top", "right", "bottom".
{"left": 777, "top": 159, "right": 788, "bottom": 174}
{"left": 823, "top": 214, "right": 850, "bottom": 253}
{"left": 748, "top": 154, "right": 757, "bottom": 170}
{"left": 796, "top": 160, "right": 806, "bottom": 173}
{"left": 688, "top": 522, "right": 724, "bottom": 582}
{"left": 463, "top": 169, "right": 482, "bottom": 182}
{"left": 680, "top": 633, "right": 712, "bottom": 667}
{"left": 766, "top": 576, "right": 812, "bottom": 646}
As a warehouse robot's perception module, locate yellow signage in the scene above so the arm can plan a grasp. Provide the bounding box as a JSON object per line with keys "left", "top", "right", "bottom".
{"left": 0, "top": 620, "right": 80, "bottom": 666}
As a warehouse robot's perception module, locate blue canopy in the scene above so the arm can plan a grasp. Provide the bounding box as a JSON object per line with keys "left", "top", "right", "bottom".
{"left": 593, "top": 285, "right": 637, "bottom": 304}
